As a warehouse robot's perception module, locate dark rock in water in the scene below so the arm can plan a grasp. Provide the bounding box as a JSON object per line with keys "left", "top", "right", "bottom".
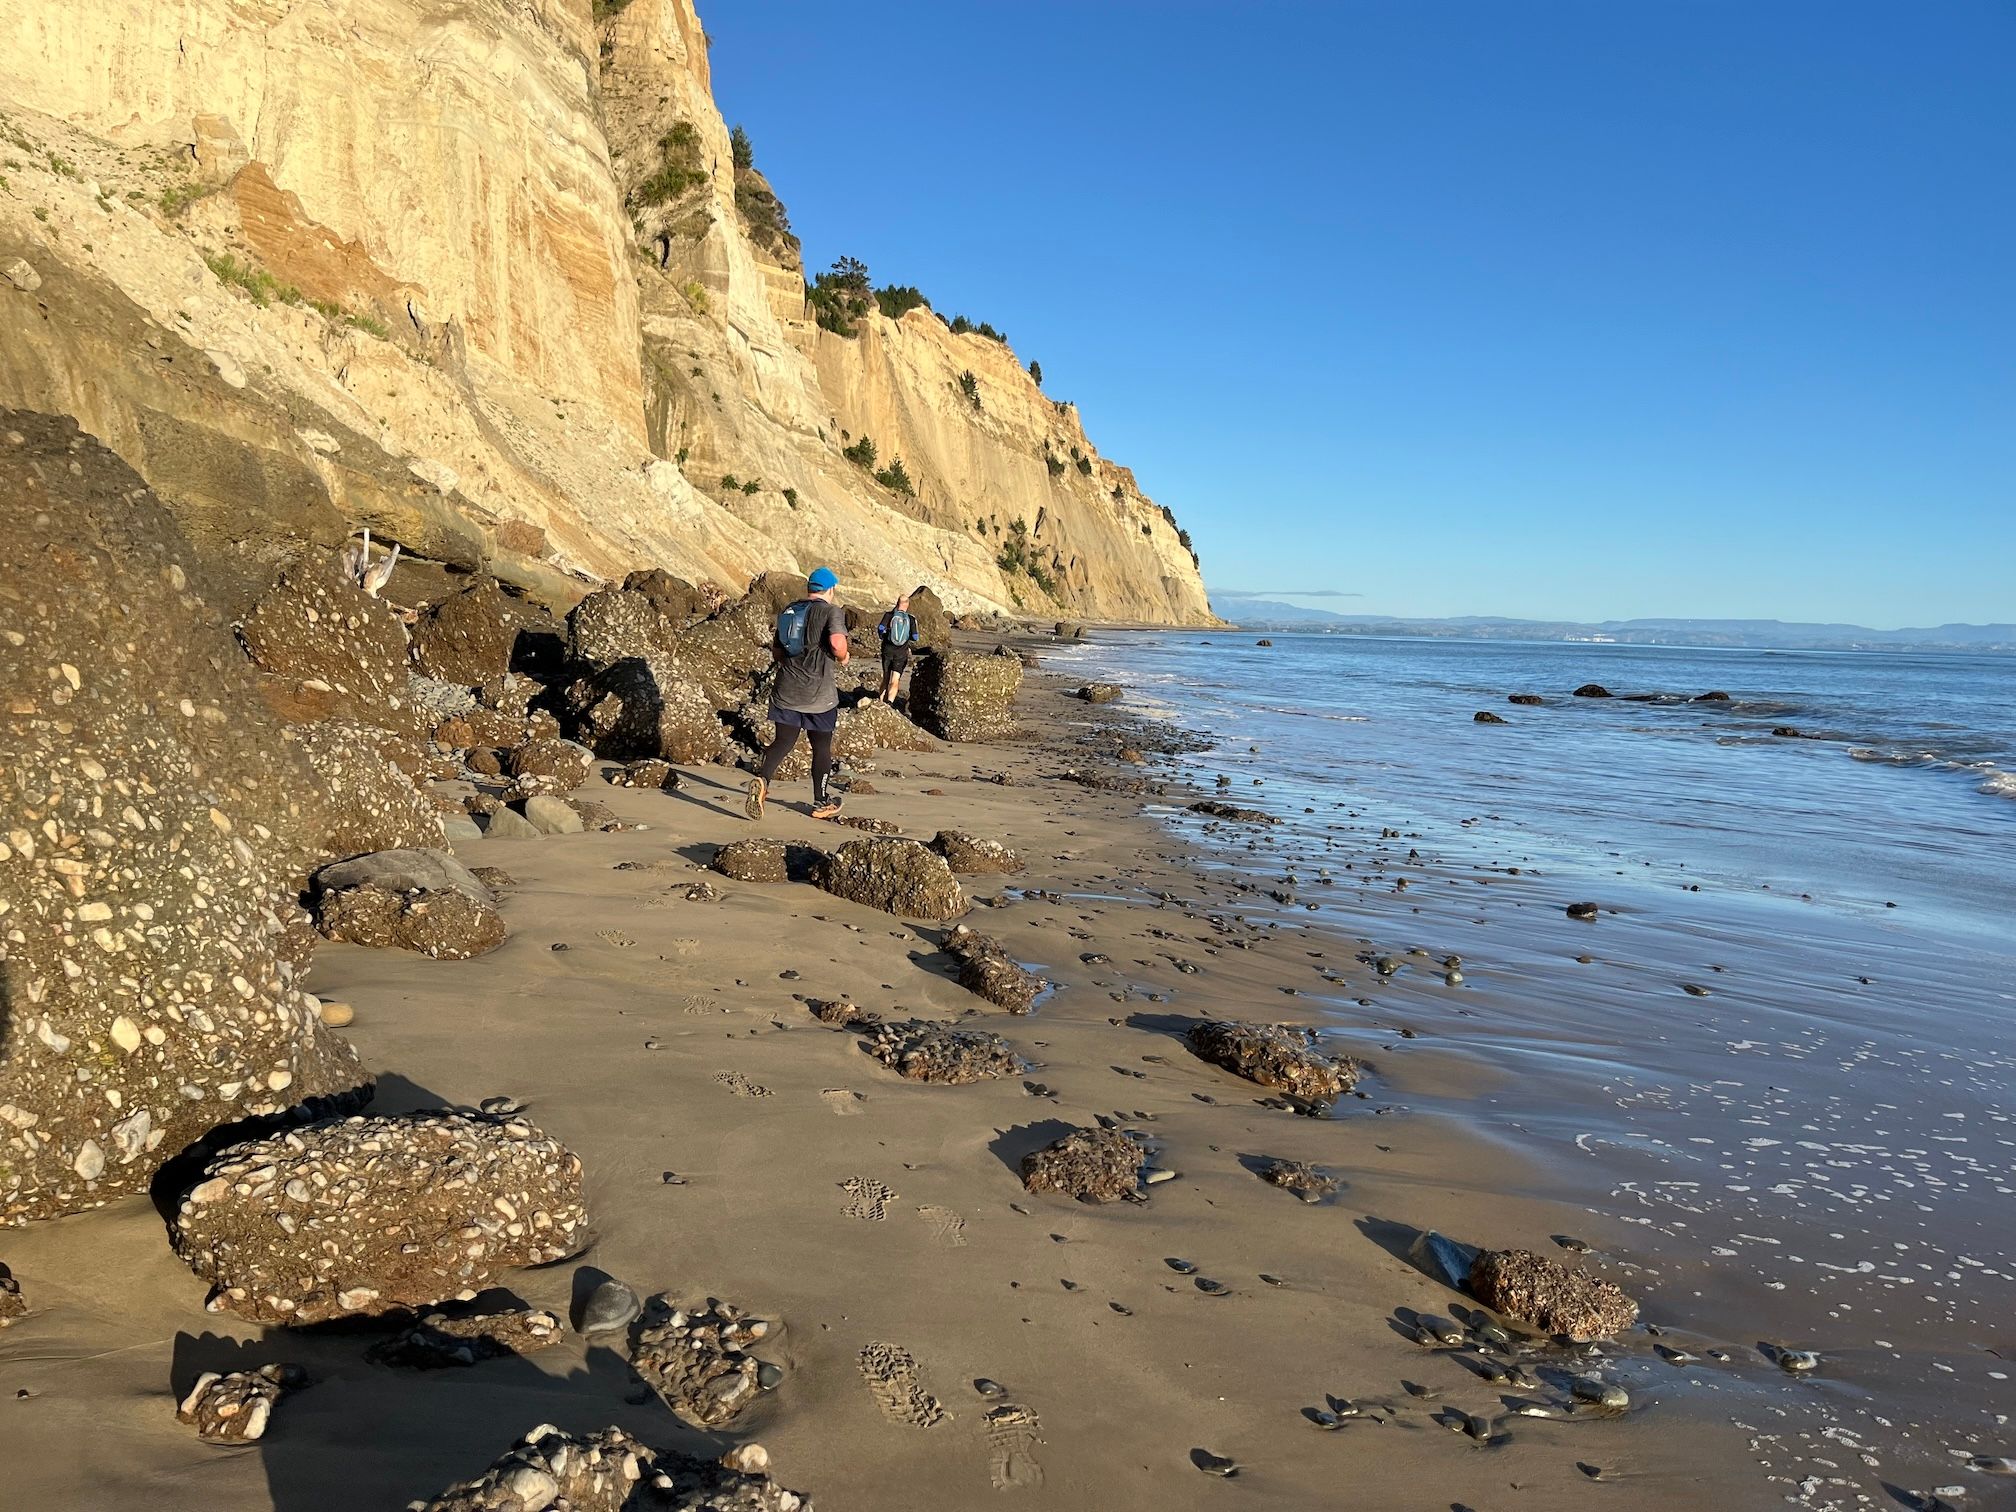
{"left": 1508, "top": 693, "right": 1545, "bottom": 706}
{"left": 1693, "top": 690, "right": 1732, "bottom": 702}
{"left": 412, "top": 577, "right": 561, "bottom": 685}
{"left": 1188, "top": 799, "right": 1277, "bottom": 825}
{"left": 1467, "top": 1247, "right": 1639, "bottom": 1340}
{"left": 367, "top": 1306, "right": 563, "bottom": 1369}
{"left": 910, "top": 647, "right": 1022, "bottom": 742}
{"left": 1021, "top": 1126, "right": 1144, "bottom": 1203}
{"left": 608, "top": 757, "right": 682, "bottom": 790}
{"left": 1186, "top": 1020, "right": 1357, "bottom": 1103}
{"left": 1254, "top": 1158, "right": 1339, "bottom": 1203}
{"left": 710, "top": 839, "right": 817, "bottom": 885}
{"left": 1054, "top": 621, "right": 1087, "bottom": 641}
{"left": 577, "top": 1277, "right": 642, "bottom": 1337}
{"left": 930, "top": 829, "right": 1024, "bottom": 875}
{"left": 631, "top": 1295, "right": 771, "bottom": 1428}
{"left": 412, "top": 1423, "right": 808, "bottom": 1512}
{"left": 1473, "top": 711, "right": 1508, "bottom": 724}
{"left": 1407, "top": 1229, "right": 1481, "bottom": 1290}
{"left": 1772, "top": 725, "right": 1805, "bottom": 738}
{"left": 311, "top": 849, "right": 506, "bottom": 959}
{"left": 863, "top": 1019, "right": 1019, "bottom": 1084}
{"left": 1565, "top": 901, "right": 1600, "bottom": 920}
{"left": 943, "top": 925, "right": 1045, "bottom": 1012}
{"left": 0, "top": 413, "right": 372, "bottom": 1222}
{"left": 816, "top": 837, "right": 968, "bottom": 919}
{"left": 176, "top": 1363, "right": 305, "bottom": 1442}
{"left": 1255, "top": 639, "right": 1274, "bottom": 648}
{"left": 1075, "top": 682, "right": 1123, "bottom": 704}
{"left": 1572, "top": 683, "right": 1613, "bottom": 698}
{"left": 170, "top": 1110, "right": 587, "bottom": 1325}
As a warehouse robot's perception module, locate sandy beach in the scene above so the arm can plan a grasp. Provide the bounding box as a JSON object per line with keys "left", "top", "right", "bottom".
{"left": 5, "top": 637, "right": 1931, "bottom": 1512}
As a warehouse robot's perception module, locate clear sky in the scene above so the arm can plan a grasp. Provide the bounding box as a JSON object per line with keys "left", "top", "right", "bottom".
{"left": 701, "top": 1, "right": 2015, "bottom": 628}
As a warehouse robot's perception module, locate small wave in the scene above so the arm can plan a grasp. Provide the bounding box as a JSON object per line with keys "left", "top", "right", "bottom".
{"left": 1253, "top": 705, "right": 1371, "bottom": 723}
{"left": 1847, "top": 746, "right": 1943, "bottom": 767}
{"left": 1979, "top": 771, "right": 2016, "bottom": 799}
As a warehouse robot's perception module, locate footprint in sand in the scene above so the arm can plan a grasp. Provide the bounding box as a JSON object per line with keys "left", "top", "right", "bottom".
{"left": 682, "top": 994, "right": 725, "bottom": 1015}
{"left": 857, "top": 1342, "right": 946, "bottom": 1427}
{"left": 712, "top": 1072, "right": 771, "bottom": 1098}
{"left": 840, "top": 1176, "right": 896, "bottom": 1220}
{"left": 916, "top": 1204, "right": 967, "bottom": 1247}
{"left": 985, "top": 1403, "right": 1045, "bottom": 1489}
{"left": 595, "top": 929, "right": 636, "bottom": 948}
{"left": 821, "top": 1088, "right": 866, "bottom": 1116}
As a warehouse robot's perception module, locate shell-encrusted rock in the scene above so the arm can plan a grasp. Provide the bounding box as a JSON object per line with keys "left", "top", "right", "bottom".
{"left": 909, "top": 648, "right": 1022, "bottom": 743}
{"left": 240, "top": 560, "right": 417, "bottom": 734}
{"left": 1466, "top": 1248, "right": 1639, "bottom": 1341}
{"left": 0, "top": 411, "right": 370, "bottom": 1225}
{"left": 942, "top": 926, "right": 1044, "bottom": 1012}
{"left": 1019, "top": 1126, "right": 1144, "bottom": 1203}
{"left": 413, "top": 578, "right": 561, "bottom": 686}
{"left": 411, "top": 1423, "right": 810, "bottom": 1512}
{"left": 928, "top": 830, "right": 1023, "bottom": 875}
{"left": 170, "top": 1111, "right": 587, "bottom": 1325}
{"left": 630, "top": 1295, "right": 773, "bottom": 1428}
{"left": 287, "top": 720, "right": 446, "bottom": 861}
{"left": 814, "top": 838, "right": 967, "bottom": 920}
{"left": 1185, "top": 1020, "right": 1356, "bottom": 1104}
{"left": 862, "top": 1019, "right": 1019, "bottom": 1084}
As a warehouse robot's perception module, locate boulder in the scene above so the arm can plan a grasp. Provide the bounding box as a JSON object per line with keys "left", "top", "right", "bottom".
{"left": 288, "top": 720, "right": 446, "bottom": 863}
{"left": 1075, "top": 683, "right": 1123, "bottom": 704}
{"left": 480, "top": 807, "right": 539, "bottom": 840}
{"left": 816, "top": 838, "right": 967, "bottom": 919}
{"left": 862, "top": 1019, "right": 1019, "bottom": 1084}
{"left": 412, "top": 578, "right": 561, "bottom": 685}
{"left": 1693, "top": 690, "right": 1732, "bottom": 702}
{"left": 1572, "top": 683, "right": 1612, "bottom": 699}
{"left": 907, "top": 585, "right": 952, "bottom": 649}
{"left": 519, "top": 796, "right": 582, "bottom": 835}
{"left": 504, "top": 736, "right": 593, "bottom": 792}
{"left": 566, "top": 586, "right": 669, "bottom": 665}
{"left": 175, "top": 1363, "right": 305, "bottom": 1443}
{"left": 1053, "top": 622, "right": 1087, "bottom": 640}
{"left": 1508, "top": 693, "right": 1544, "bottom": 706}
{"left": 943, "top": 925, "right": 1044, "bottom": 1012}
{"left": 169, "top": 1110, "right": 587, "bottom": 1325}
{"left": 565, "top": 655, "right": 725, "bottom": 764}
{"left": 1188, "top": 800, "right": 1276, "bottom": 825}
{"left": 1185, "top": 1020, "right": 1356, "bottom": 1103}
{"left": 929, "top": 830, "right": 1024, "bottom": 875}
{"left": 411, "top": 1424, "right": 809, "bottom": 1512}
{"left": 1020, "top": 1126, "right": 1143, "bottom": 1202}
{"left": 0, "top": 411, "right": 369, "bottom": 1224}
{"left": 833, "top": 697, "right": 938, "bottom": 759}
{"left": 909, "top": 648, "right": 1022, "bottom": 742}
{"left": 631, "top": 1295, "right": 770, "bottom": 1427}
{"left": 606, "top": 758, "right": 682, "bottom": 790}
{"left": 711, "top": 839, "right": 788, "bottom": 884}
{"left": 311, "top": 849, "right": 505, "bottom": 959}
{"left": 623, "top": 568, "right": 708, "bottom": 625}
{"left": 1473, "top": 710, "right": 1507, "bottom": 724}
{"left": 239, "top": 561, "right": 417, "bottom": 732}
{"left": 1466, "top": 1248, "right": 1638, "bottom": 1341}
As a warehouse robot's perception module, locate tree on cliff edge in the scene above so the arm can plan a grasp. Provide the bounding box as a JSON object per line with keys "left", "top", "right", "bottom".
{"left": 731, "top": 124, "right": 754, "bottom": 171}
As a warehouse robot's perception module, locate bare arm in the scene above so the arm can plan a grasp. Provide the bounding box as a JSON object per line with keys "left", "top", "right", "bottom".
{"left": 828, "top": 630, "right": 850, "bottom": 665}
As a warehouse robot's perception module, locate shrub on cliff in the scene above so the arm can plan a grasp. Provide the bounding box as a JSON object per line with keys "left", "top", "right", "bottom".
{"left": 731, "top": 124, "right": 754, "bottom": 171}
{"left": 958, "top": 370, "right": 981, "bottom": 409}
{"left": 875, "top": 284, "right": 929, "bottom": 319}
{"left": 874, "top": 458, "right": 915, "bottom": 496}
{"left": 809, "top": 257, "right": 872, "bottom": 335}
{"left": 1028, "top": 359, "right": 1043, "bottom": 386}
{"left": 842, "top": 436, "right": 877, "bottom": 467}
{"left": 633, "top": 122, "right": 705, "bottom": 208}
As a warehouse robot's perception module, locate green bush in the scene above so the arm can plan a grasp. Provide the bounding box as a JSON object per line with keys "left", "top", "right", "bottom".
{"left": 720, "top": 473, "right": 740, "bottom": 490}
{"left": 742, "top": 479, "right": 762, "bottom": 495}
{"left": 734, "top": 175, "right": 796, "bottom": 257}
{"left": 632, "top": 122, "right": 705, "bottom": 209}
{"left": 949, "top": 315, "right": 1008, "bottom": 343}
{"left": 782, "top": 487, "right": 799, "bottom": 508}
{"left": 842, "top": 436, "right": 877, "bottom": 467}
{"left": 1044, "top": 452, "right": 1065, "bottom": 478}
{"left": 873, "top": 457, "right": 914, "bottom": 495}
{"left": 958, "top": 369, "right": 980, "bottom": 409}
{"left": 808, "top": 258, "right": 872, "bottom": 336}
{"left": 1028, "top": 359, "right": 1042, "bottom": 387}
{"left": 159, "top": 180, "right": 203, "bottom": 216}
{"left": 731, "top": 124, "right": 754, "bottom": 172}
{"left": 874, "top": 284, "right": 929, "bottom": 319}
{"left": 1076, "top": 454, "right": 1093, "bottom": 477}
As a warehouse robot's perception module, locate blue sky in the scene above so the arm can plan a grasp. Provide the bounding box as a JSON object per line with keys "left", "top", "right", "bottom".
{"left": 702, "top": 1, "right": 2015, "bottom": 627}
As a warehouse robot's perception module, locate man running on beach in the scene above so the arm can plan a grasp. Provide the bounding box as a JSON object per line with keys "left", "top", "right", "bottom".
{"left": 746, "top": 566, "right": 849, "bottom": 821}
{"left": 876, "top": 587, "right": 924, "bottom": 705}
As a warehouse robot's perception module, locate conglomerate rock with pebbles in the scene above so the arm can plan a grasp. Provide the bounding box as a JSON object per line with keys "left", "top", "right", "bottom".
{"left": 929, "top": 830, "right": 1023, "bottom": 875}
{"left": 862, "top": 1019, "right": 1019, "bottom": 1084}
{"left": 908, "top": 647, "right": 1022, "bottom": 742}
{"left": 629, "top": 1295, "right": 775, "bottom": 1428}
{"left": 411, "top": 1423, "right": 810, "bottom": 1512}
{"left": 287, "top": 719, "right": 446, "bottom": 862}
{"left": 0, "top": 410, "right": 369, "bottom": 1224}
{"left": 238, "top": 559, "right": 419, "bottom": 734}
{"left": 310, "top": 849, "right": 506, "bottom": 959}
{"left": 412, "top": 577, "right": 560, "bottom": 686}
{"left": 169, "top": 1110, "right": 587, "bottom": 1325}
{"left": 1185, "top": 1019, "right": 1357, "bottom": 1103}
{"left": 1466, "top": 1247, "right": 1639, "bottom": 1341}
{"left": 175, "top": 1363, "right": 305, "bottom": 1442}
{"left": 815, "top": 837, "right": 967, "bottom": 919}
{"left": 563, "top": 653, "right": 726, "bottom": 765}
{"left": 942, "top": 925, "right": 1044, "bottom": 1012}
{"left": 1020, "top": 1126, "right": 1145, "bottom": 1203}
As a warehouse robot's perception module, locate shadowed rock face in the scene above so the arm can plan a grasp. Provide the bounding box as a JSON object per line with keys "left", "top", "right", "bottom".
{"left": 412, "top": 577, "right": 560, "bottom": 686}
{"left": 909, "top": 648, "right": 1022, "bottom": 742}
{"left": 564, "top": 654, "right": 725, "bottom": 765}
{"left": 1467, "top": 1248, "right": 1639, "bottom": 1341}
{"left": 815, "top": 838, "right": 967, "bottom": 919}
{"left": 1020, "top": 1126, "right": 1143, "bottom": 1203}
{"left": 412, "top": 1423, "right": 810, "bottom": 1512}
{"left": 1185, "top": 1020, "right": 1357, "bottom": 1104}
{"left": 0, "top": 411, "right": 369, "bottom": 1225}
{"left": 169, "top": 1110, "right": 587, "bottom": 1326}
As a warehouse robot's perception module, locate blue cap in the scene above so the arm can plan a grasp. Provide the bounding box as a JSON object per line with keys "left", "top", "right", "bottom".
{"left": 807, "top": 566, "right": 838, "bottom": 592}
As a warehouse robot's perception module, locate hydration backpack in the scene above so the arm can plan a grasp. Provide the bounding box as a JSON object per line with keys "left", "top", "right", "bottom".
{"left": 886, "top": 609, "right": 914, "bottom": 647}
{"left": 776, "top": 600, "right": 814, "bottom": 658}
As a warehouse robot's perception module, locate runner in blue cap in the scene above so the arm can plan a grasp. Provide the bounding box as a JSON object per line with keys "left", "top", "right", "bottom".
{"left": 747, "top": 566, "right": 848, "bottom": 819}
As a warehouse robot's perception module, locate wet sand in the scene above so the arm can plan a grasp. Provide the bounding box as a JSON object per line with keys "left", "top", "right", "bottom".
{"left": 1, "top": 646, "right": 2005, "bottom": 1510}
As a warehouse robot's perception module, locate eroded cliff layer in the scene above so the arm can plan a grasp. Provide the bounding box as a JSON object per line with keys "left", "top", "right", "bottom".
{"left": 0, "top": 0, "right": 1209, "bottom": 622}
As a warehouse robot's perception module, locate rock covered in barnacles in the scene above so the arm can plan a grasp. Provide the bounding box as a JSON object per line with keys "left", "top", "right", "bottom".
{"left": 1186, "top": 800, "right": 1277, "bottom": 825}
{"left": 1019, "top": 1126, "right": 1144, "bottom": 1203}
{"left": 808, "top": 999, "right": 876, "bottom": 1028}
{"left": 908, "top": 648, "right": 1022, "bottom": 743}
{"left": 630, "top": 1295, "right": 775, "bottom": 1428}
{"left": 862, "top": 1019, "right": 1018, "bottom": 1085}
{"left": 832, "top": 697, "right": 937, "bottom": 759}
{"left": 1074, "top": 683, "right": 1122, "bottom": 704}
{"left": 368, "top": 1307, "right": 564, "bottom": 1369}
{"left": 607, "top": 758, "right": 682, "bottom": 790}
{"left": 815, "top": 838, "right": 967, "bottom": 919}
{"left": 409, "top": 1423, "right": 810, "bottom": 1512}
{"left": 411, "top": 577, "right": 561, "bottom": 686}
{"left": 503, "top": 737, "right": 593, "bottom": 795}
{"left": 310, "top": 849, "right": 505, "bottom": 959}
{"left": 0, "top": 410, "right": 369, "bottom": 1224}
{"left": 710, "top": 839, "right": 801, "bottom": 884}
{"left": 170, "top": 1111, "right": 587, "bottom": 1326}
{"left": 1466, "top": 1248, "right": 1638, "bottom": 1341}
{"left": 1253, "top": 1158, "right": 1340, "bottom": 1203}
{"left": 942, "top": 925, "right": 1044, "bottom": 1012}
{"left": 928, "top": 830, "right": 1024, "bottom": 875}
{"left": 176, "top": 1363, "right": 306, "bottom": 1442}
{"left": 1185, "top": 1020, "right": 1356, "bottom": 1103}
{"left": 564, "top": 655, "right": 725, "bottom": 765}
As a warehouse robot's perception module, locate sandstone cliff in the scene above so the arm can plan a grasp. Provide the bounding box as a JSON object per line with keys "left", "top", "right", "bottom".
{"left": 0, "top": 0, "right": 1210, "bottom": 622}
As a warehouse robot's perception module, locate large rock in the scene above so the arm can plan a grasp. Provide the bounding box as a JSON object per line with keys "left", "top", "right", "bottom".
{"left": 631, "top": 1295, "right": 770, "bottom": 1428}
{"left": 288, "top": 720, "right": 446, "bottom": 862}
{"left": 504, "top": 736, "right": 593, "bottom": 793}
{"left": 833, "top": 697, "right": 938, "bottom": 760}
{"left": 943, "top": 925, "right": 1043, "bottom": 1012}
{"left": 1466, "top": 1248, "right": 1639, "bottom": 1341}
{"left": 566, "top": 586, "right": 670, "bottom": 665}
{"left": 1020, "top": 1126, "right": 1143, "bottom": 1203}
{"left": 169, "top": 1110, "right": 587, "bottom": 1325}
{"left": 815, "top": 838, "right": 967, "bottom": 919}
{"left": 0, "top": 412, "right": 368, "bottom": 1224}
{"left": 412, "top": 578, "right": 560, "bottom": 685}
{"left": 239, "top": 560, "right": 417, "bottom": 732}
{"left": 623, "top": 568, "right": 708, "bottom": 625}
{"left": 909, "top": 648, "right": 1022, "bottom": 742}
{"left": 564, "top": 655, "right": 725, "bottom": 764}
{"left": 907, "top": 585, "right": 952, "bottom": 649}
{"left": 412, "top": 1424, "right": 809, "bottom": 1512}
{"left": 310, "top": 848, "right": 505, "bottom": 959}
{"left": 1185, "top": 1020, "right": 1356, "bottom": 1104}
{"left": 863, "top": 1019, "right": 1018, "bottom": 1084}
{"left": 930, "top": 830, "right": 1023, "bottom": 874}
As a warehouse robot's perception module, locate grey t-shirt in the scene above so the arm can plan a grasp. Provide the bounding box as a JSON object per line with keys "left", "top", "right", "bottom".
{"left": 772, "top": 598, "right": 844, "bottom": 713}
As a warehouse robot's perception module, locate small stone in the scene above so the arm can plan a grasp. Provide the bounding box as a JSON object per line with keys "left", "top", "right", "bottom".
{"left": 578, "top": 1278, "right": 642, "bottom": 1337}
{"left": 1775, "top": 1348, "right": 1821, "bottom": 1374}
{"left": 317, "top": 1000, "right": 356, "bottom": 1027}
{"left": 1570, "top": 1375, "right": 1629, "bottom": 1410}
{"left": 1565, "top": 901, "right": 1600, "bottom": 920}
{"left": 1192, "top": 1450, "right": 1238, "bottom": 1477}
{"left": 1, "top": 258, "right": 42, "bottom": 293}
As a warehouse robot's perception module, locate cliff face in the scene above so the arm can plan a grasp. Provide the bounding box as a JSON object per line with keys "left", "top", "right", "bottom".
{"left": 0, "top": 0, "right": 1211, "bottom": 622}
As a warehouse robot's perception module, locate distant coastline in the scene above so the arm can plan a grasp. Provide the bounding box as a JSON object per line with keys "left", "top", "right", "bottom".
{"left": 1207, "top": 599, "right": 2016, "bottom": 653}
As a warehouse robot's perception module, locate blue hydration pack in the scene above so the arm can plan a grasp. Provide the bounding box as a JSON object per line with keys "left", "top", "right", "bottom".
{"left": 777, "top": 600, "right": 813, "bottom": 658}
{"left": 886, "top": 609, "right": 914, "bottom": 647}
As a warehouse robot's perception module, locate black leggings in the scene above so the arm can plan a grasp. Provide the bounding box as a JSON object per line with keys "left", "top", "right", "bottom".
{"left": 758, "top": 725, "right": 834, "bottom": 802}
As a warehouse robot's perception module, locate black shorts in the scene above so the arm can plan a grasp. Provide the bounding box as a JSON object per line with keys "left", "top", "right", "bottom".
{"left": 769, "top": 703, "right": 838, "bottom": 734}
{"left": 880, "top": 644, "right": 913, "bottom": 673}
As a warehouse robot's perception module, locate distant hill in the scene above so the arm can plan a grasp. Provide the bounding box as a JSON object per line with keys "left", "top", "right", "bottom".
{"left": 1206, "top": 600, "right": 2016, "bottom": 652}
